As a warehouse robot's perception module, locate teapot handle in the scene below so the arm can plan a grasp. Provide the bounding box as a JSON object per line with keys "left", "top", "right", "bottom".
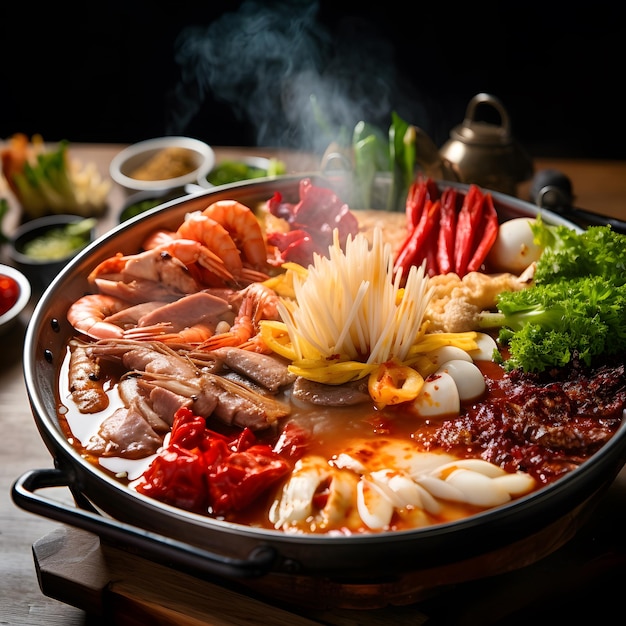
{"left": 463, "top": 93, "right": 511, "bottom": 136}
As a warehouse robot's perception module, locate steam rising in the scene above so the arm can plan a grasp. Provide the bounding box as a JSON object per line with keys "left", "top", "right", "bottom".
{"left": 167, "top": 0, "right": 429, "bottom": 152}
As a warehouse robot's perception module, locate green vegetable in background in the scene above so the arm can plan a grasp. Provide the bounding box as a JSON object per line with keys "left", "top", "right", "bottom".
{"left": 4, "top": 138, "right": 109, "bottom": 220}
{"left": 120, "top": 198, "right": 166, "bottom": 223}
{"left": 347, "top": 112, "right": 417, "bottom": 212}
{"left": 22, "top": 218, "right": 96, "bottom": 260}
{"left": 310, "top": 99, "right": 419, "bottom": 211}
{"left": 266, "top": 158, "right": 287, "bottom": 178}
{"left": 387, "top": 112, "right": 416, "bottom": 212}
{"left": 351, "top": 121, "right": 389, "bottom": 210}
{"left": 478, "top": 219, "right": 626, "bottom": 372}
{"left": 206, "top": 159, "right": 286, "bottom": 186}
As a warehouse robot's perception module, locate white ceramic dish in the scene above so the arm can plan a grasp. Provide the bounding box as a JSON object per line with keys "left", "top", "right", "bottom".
{"left": 0, "top": 263, "right": 31, "bottom": 335}
{"left": 109, "top": 136, "right": 215, "bottom": 193}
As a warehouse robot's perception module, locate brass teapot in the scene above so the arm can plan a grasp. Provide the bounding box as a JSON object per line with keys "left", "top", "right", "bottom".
{"left": 319, "top": 92, "right": 534, "bottom": 208}
{"left": 438, "top": 93, "right": 534, "bottom": 196}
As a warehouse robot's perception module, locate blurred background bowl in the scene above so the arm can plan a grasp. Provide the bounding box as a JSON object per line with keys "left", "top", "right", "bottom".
{"left": 109, "top": 136, "right": 215, "bottom": 194}
{"left": 196, "top": 155, "right": 285, "bottom": 188}
{"left": 8, "top": 214, "right": 97, "bottom": 293}
{"left": 0, "top": 263, "right": 31, "bottom": 335}
{"left": 118, "top": 188, "right": 188, "bottom": 223}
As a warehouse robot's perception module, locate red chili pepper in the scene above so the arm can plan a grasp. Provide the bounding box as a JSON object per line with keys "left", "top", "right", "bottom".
{"left": 229, "top": 426, "right": 258, "bottom": 452}
{"left": 136, "top": 444, "right": 209, "bottom": 513}
{"left": 466, "top": 192, "right": 499, "bottom": 272}
{"left": 394, "top": 198, "right": 441, "bottom": 278}
{"left": 207, "top": 444, "right": 291, "bottom": 515}
{"left": 405, "top": 177, "right": 427, "bottom": 228}
{"left": 436, "top": 188, "right": 458, "bottom": 274}
{"left": 273, "top": 421, "right": 311, "bottom": 460}
{"left": 453, "top": 185, "right": 484, "bottom": 277}
{"left": 410, "top": 176, "right": 441, "bottom": 226}
{"left": 424, "top": 213, "right": 440, "bottom": 277}
{"left": 169, "top": 407, "right": 207, "bottom": 449}
{"left": 137, "top": 407, "right": 293, "bottom": 516}
{"left": 403, "top": 176, "right": 437, "bottom": 227}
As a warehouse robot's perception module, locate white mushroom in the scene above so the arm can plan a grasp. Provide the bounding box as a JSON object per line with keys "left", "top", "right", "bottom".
{"left": 426, "top": 345, "right": 473, "bottom": 367}
{"left": 435, "top": 359, "right": 486, "bottom": 402}
{"left": 467, "top": 332, "right": 499, "bottom": 361}
{"left": 412, "top": 371, "right": 460, "bottom": 417}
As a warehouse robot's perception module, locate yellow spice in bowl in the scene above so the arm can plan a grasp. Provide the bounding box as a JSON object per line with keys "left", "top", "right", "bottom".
{"left": 130, "top": 147, "right": 198, "bottom": 181}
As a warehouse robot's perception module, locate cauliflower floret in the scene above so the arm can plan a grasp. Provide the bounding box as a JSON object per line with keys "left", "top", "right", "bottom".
{"left": 425, "top": 268, "right": 535, "bottom": 333}
{"left": 428, "top": 299, "right": 482, "bottom": 333}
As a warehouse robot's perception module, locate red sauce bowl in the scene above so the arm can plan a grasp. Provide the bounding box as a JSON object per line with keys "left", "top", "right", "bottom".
{"left": 0, "top": 264, "right": 31, "bottom": 335}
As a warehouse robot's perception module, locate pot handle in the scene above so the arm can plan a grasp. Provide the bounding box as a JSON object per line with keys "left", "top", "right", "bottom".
{"left": 12, "top": 468, "right": 280, "bottom": 579}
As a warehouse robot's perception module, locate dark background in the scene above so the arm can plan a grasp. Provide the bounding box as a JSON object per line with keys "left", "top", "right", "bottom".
{"left": 1, "top": 1, "right": 624, "bottom": 160}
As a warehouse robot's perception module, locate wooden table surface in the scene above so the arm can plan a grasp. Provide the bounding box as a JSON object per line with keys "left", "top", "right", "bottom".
{"left": 1, "top": 144, "right": 626, "bottom": 625}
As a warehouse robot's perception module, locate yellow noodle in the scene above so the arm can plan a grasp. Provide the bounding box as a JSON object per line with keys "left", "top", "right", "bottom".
{"left": 268, "top": 228, "right": 476, "bottom": 385}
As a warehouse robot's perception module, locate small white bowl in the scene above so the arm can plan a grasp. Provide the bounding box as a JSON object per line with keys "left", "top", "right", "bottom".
{"left": 109, "top": 137, "right": 215, "bottom": 193}
{"left": 0, "top": 263, "right": 31, "bottom": 335}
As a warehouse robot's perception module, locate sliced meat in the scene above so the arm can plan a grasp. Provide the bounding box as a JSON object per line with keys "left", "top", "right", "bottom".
{"left": 85, "top": 407, "right": 163, "bottom": 459}
{"left": 89, "top": 340, "right": 199, "bottom": 379}
{"left": 147, "top": 384, "right": 193, "bottom": 427}
{"left": 212, "top": 392, "right": 282, "bottom": 430}
{"left": 211, "top": 347, "right": 296, "bottom": 392}
{"left": 118, "top": 377, "right": 170, "bottom": 433}
{"left": 210, "top": 374, "right": 291, "bottom": 430}
{"left": 291, "top": 377, "right": 371, "bottom": 406}
{"left": 136, "top": 291, "right": 232, "bottom": 329}
{"left": 221, "top": 371, "right": 276, "bottom": 396}
{"left": 136, "top": 370, "right": 288, "bottom": 431}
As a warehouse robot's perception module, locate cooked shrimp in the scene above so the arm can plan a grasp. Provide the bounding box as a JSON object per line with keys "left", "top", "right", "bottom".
{"left": 124, "top": 323, "right": 216, "bottom": 345}
{"left": 198, "top": 282, "right": 278, "bottom": 351}
{"left": 142, "top": 229, "right": 177, "bottom": 250}
{"left": 198, "top": 290, "right": 255, "bottom": 350}
{"left": 176, "top": 212, "right": 244, "bottom": 275}
{"left": 88, "top": 246, "right": 199, "bottom": 291}
{"left": 67, "top": 339, "right": 110, "bottom": 413}
{"left": 67, "top": 294, "right": 130, "bottom": 339}
{"left": 159, "top": 238, "right": 234, "bottom": 282}
{"left": 202, "top": 200, "right": 268, "bottom": 269}
{"left": 88, "top": 240, "right": 233, "bottom": 303}
{"left": 230, "top": 282, "right": 281, "bottom": 321}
